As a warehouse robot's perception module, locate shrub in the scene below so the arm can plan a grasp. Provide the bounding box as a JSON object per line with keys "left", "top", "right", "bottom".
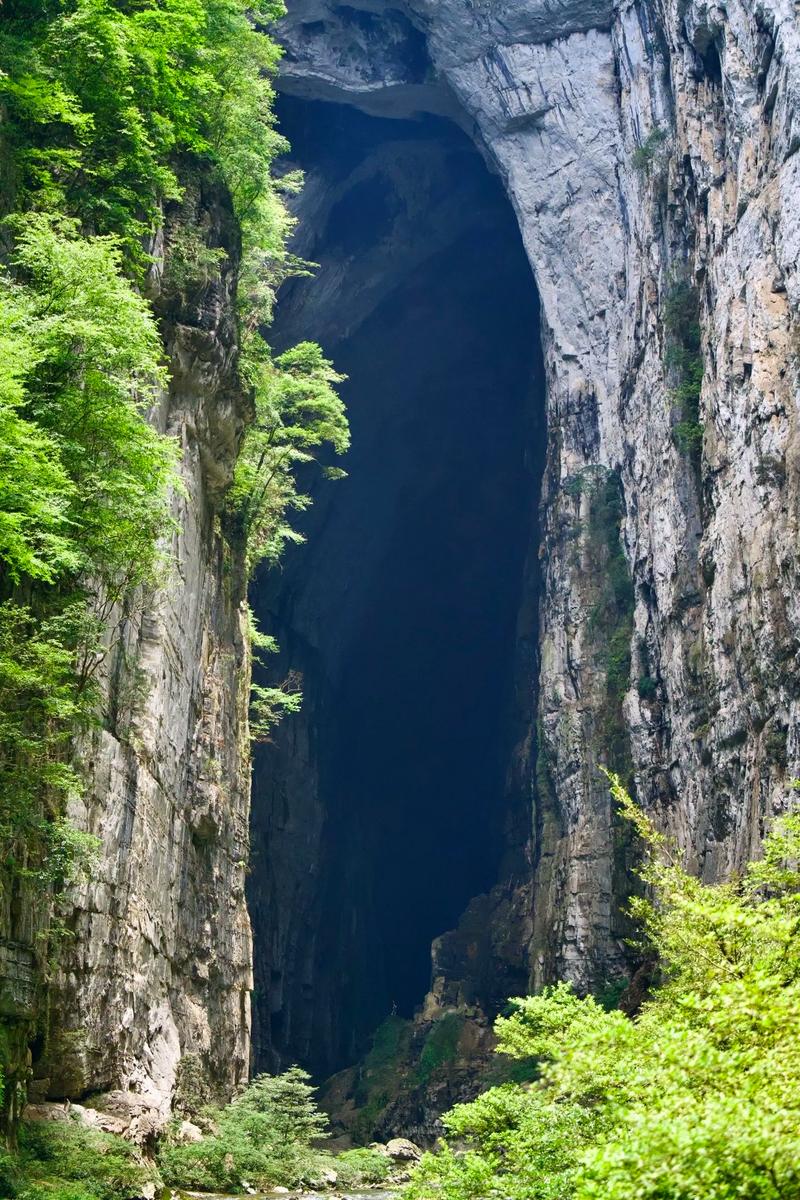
{"left": 15, "top": 1119, "right": 158, "bottom": 1200}
{"left": 407, "top": 775, "right": 800, "bottom": 1200}
{"left": 158, "top": 1066, "right": 331, "bottom": 1192}
{"left": 19, "top": 1184, "right": 96, "bottom": 1200}
{"left": 632, "top": 126, "right": 668, "bottom": 175}
{"left": 334, "top": 1147, "right": 392, "bottom": 1186}
{"left": 416, "top": 1013, "right": 464, "bottom": 1085}
{"left": 663, "top": 281, "right": 704, "bottom": 468}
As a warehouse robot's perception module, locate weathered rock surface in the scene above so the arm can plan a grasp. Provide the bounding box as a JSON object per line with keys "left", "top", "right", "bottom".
{"left": 270, "top": 0, "right": 800, "bottom": 1089}
{"left": 30, "top": 179, "right": 255, "bottom": 1123}
{"left": 249, "top": 97, "right": 543, "bottom": 1077}
{"left": 9, "top": 0, "right": 800, "bottom": 1138}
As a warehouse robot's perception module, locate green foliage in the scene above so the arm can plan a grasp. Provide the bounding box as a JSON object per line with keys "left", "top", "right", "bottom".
{"left": 245, "top": 607, "right": 302, "bottom": 740}
{"left": 0, "top": 599, "right": 103, "bottom": 894}
{"left": 416, "top": 1013, "right": 464, "bottom": 1085}
{"left": 632, "top": 126, "right": 668, "bottom": 175}
{"left": 231, "top": 342, "right": 348, "bottom": 740}
{"left": 0, "top": 212, "right": 177, "bottom": 906}
{"left": 663, "top": 280, "right": 704, "bottom": 464}
{"left": 583, "top": 469, "right": 634, "bottom": 774}
{"left": 172, "top": 1051, "right": 213, "bottom": 1119}
{"left": 364, "top": 1014, "right": 409, "bottom": 1075}
{"left": 0, "top": 0, "right": 287, "bottom": 268}
{"left": 228, "top": 341, "right": 349, "bottom": 575}
{"left": 663, "top": 280, "right": 701, "bottom": 349}
{"left": 158, "top": 1066, "right": 332, "bottom": 1192}
{"left": 12, "top": 1118, "right": 159, "bottom": 1200}
{"left": 348, "top": 1014, "right": 412, "bottom": 1143}
{"left": 335, "top": 1147, "right": 392, "bottom": 1186}
{"left": 250, "top": 682, "right": 303, "bottom": 742}
{"left": 592, "top": 976, "right": 629, "bottom": 1011}
{"left": 1, "top": 214, "right": 179, "bottom": 597}
{"left": 408, "top": 776, "right": 800, "bottom": 1200}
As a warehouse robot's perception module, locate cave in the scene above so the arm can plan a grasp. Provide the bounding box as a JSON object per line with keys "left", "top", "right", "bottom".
{"left": 248, "top": 95, "right": 546, "bottom": 1079}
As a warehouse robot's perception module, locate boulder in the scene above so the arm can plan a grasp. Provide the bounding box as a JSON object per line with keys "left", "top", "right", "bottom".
{"left": 175, "top": 1118, "right": 204, "bottom": 1145}
{"left": 386, "top": 1137, "right": 422, "bottom": 1162}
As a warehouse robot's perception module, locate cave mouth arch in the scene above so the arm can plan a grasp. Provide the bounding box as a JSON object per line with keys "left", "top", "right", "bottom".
{"left": 248, "top": 95, "right": 546, "bottom": 1078}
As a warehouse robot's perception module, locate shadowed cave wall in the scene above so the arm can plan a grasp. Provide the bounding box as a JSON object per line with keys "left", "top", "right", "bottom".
{"left": 248, "top": 97, "right": 546, "bottom": 1078}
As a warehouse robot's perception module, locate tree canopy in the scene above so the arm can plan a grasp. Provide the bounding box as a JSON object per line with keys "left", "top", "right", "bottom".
{"left": 408, "top": 775, "right": 800, "bottom": 1200}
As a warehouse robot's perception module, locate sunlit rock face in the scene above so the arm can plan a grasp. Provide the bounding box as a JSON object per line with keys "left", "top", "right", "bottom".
{"left": 249, "top": 98, "right": 545, "bottom": 1076}
{"left": 255, "top": 0, "right": 800, "bottom": 1078}
{"left": 36, "top": 0, "right": 800, "bottom": 1129}
{"left": 33, "top": 181, "right": 254, "bottom": 1124}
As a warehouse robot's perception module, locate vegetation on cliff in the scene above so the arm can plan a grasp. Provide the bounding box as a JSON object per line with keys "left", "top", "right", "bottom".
{"left": 408, "top": 776, "right": 800, "bottom": 1200}
{"left": 0, "top": 0, "right": 346, "bottom": 1126}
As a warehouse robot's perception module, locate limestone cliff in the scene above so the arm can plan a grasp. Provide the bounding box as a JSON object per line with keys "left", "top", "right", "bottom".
{"left": 263, "top": 0, "right": 800, "bottom": 1075}
{"left": 30, "top": 179, "right": 255, "bottom": 1128}
{"left": 8, "top": 0, "right": 798, "bottom": 1136}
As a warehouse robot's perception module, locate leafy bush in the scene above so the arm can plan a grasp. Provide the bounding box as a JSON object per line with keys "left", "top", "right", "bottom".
{"left": 663, "top": 280, "right": 705, "bottom": 466}
{"left": 227, "top": 341, "right": 349, "bottom": 575}
{"left": 663, "top": 280, "right": 701, "bottom": 349}
{"left": 158, "top": 1066, "right": 332, "bottom": 1192}
{"left": 408, "top": 774, "right": 800, "bottom": 1200}
{"left": 334, "top": 1146, "right": 392, "bottom": 1186}
{"left": 581, "top": 469, "right": 634, "bottom": 774}
{"left": 14, "top": 1119, "right": 158, "bottom": 1200}
{"left": 1, "top": 214, "right": 179, "bottom": 598}
{"left": 0, "top": 0, "right": 287, "bottom": 270}
{"left": 19, "top": 1185, "right": 95, "bottom": 1200}
{"left": 632, "top": 126, "right": 668, "bottom": 175}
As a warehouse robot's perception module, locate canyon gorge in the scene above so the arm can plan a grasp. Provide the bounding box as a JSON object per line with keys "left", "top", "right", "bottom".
{"left": 2, "top": 0, "right": 800, "bottom": 1152}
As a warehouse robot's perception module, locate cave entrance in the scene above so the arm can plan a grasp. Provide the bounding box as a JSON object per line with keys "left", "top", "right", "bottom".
{"left": 249, "top": 96, "right": 545, "bottom": 1078}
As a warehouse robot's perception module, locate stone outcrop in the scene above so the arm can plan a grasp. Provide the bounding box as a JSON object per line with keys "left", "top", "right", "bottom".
{"left": 267, "top": 0, "right": 800, "bottom": 1068}
{"left": 30, "top": 178, "right": 255, "bottom": 1124}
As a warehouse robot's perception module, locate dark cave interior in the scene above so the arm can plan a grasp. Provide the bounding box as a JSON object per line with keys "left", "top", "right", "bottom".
{"left": 248, "top": 96, "right": 546, "bottom": 1078}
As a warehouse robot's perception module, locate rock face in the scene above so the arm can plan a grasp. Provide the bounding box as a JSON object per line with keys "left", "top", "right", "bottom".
{"left": 249, "top": 98, "right": 544, "bottom": 1077}
{"left": 9, "top": 0, "right": 800, "bottom": 1134}
{"left": 30, "top": 179, "right": 255, "bottom": 1123}
{"left": 262, "top": 0, "right": 800, "bottom": 1080}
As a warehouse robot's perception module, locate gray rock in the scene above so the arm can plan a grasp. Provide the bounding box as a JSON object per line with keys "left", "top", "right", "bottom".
{"left": 386, "top": 1137, "right": 422, "bottom": 1161}
{"left": 31, "top": 178, "right": 254, "bottom": 1121}
{"left": 11, "top": 0, "right": 800, "bottom": 1127}
{"left": 268, "top": 0, "right": 800, "bottom": 1062}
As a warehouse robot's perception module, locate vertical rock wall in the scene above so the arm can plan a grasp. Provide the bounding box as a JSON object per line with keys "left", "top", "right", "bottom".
{"left": 33, "top": 180, "right": 255, "bottom": 1125}
{"left": 272, "top": 0, "right": 800, "bottom": 1026}
{"left": 10, "top": 0, "right": 799, "bottom": 1122}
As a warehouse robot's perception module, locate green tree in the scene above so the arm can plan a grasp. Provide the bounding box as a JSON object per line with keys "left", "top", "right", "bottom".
{"left": 228, "top": 341, "right": 349, "bottom": 575}
{"left": 408, "top": 775, "right": 800, "bottom": 1200}
{"left": 158, "top": 1067, "right": 332, "bottom": 1192}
